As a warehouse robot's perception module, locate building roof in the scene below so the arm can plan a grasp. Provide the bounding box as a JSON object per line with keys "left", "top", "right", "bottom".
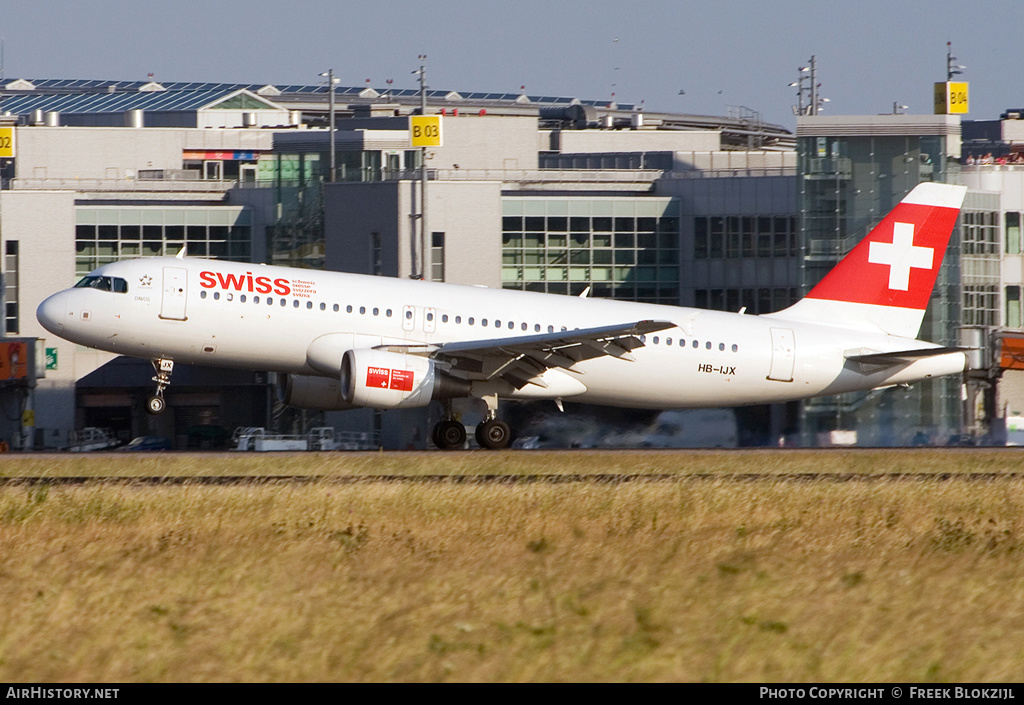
{"left": 0, "top": 86, "right": 283, "bottom": 116}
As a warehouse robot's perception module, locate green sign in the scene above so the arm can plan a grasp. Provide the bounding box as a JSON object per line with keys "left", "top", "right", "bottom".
{"left": 45, "top": 347, "right": 58, "bottom": 370}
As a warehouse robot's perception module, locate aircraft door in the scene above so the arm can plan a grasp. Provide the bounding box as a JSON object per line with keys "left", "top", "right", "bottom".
{"left": 160, "top": 267, "right": 188, "bottom": 321}
{"left": 767, "top": 328, "right": 795, "bottom": 382}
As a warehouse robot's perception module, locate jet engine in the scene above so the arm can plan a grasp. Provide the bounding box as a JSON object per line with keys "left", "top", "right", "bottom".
{"left": 340, "top": 348, "right": 470, "bottom": 409}
{"left": 279, "top": 374, "right": 357, "bottom": 411}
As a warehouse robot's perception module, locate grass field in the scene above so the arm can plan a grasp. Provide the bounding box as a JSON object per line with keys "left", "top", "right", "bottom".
{"left": 0, "top": 450, "right": 1022, "bottom": 682}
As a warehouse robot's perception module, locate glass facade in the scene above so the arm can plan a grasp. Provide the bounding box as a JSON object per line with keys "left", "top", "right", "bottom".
{"left": 260, "top": 148, "right": 420, "bottom": 269}
{"left": 75, "top": 207, "right": 252, "bottom": 277}
{"left": 501, "top": 198, "right": 680, "bottom": 303}
{"left": 796, "top": 128, "right": 965, "bottom": 445}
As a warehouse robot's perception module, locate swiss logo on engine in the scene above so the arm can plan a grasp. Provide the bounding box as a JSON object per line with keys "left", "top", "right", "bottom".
{"left": 365, "top": 366, "right": 415, "bottom": 391}
{"left": 366, "top": 366, "right": 390, "bottom": 389}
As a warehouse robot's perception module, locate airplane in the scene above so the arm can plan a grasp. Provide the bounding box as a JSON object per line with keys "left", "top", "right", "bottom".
{"left": 37, "top": 182, "right": 968, "bottom": 450}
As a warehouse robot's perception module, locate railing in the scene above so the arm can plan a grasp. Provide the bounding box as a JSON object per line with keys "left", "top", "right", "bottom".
{"left": 9, "top": 177, "right": 238, "bottom": 193}
{"left": 960, "top": 163, "right": 1024, "bottom": 171}
{"left": 381, "top": 166, "right": 795, "bottom": 183}
{"left": 6, "top": 164, "right": 797, "bottom": 193}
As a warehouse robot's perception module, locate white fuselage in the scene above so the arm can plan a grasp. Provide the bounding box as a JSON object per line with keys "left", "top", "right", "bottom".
{"left": 37, "top": 257, "right": 966, "bottom": 409}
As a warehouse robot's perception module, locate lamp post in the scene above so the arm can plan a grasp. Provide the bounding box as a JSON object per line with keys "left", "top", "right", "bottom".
{"left": 789, "top": 56, "right": 828, "bottom": 116}
{"left": 319, "top": 69, "right": 338, "bottom": 182}
{"left": 412, "top": 55, "right": 429, "bottom": 280}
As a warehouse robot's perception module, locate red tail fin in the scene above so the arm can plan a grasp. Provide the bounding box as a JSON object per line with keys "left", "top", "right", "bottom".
{"left": 771, "top": 183, "right": 967, "bottom": 337}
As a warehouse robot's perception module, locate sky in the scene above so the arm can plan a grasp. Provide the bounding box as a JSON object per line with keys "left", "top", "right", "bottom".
{"left": 2, "top": 0, "right": 1023, "bottom": 128}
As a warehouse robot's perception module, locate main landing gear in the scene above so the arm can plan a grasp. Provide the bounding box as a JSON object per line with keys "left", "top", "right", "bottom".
{"left": 431, "top": 396, "right": 511, "bottom": 450}
{"left": 146, "top": 358, "right": 174, "bottom": 415}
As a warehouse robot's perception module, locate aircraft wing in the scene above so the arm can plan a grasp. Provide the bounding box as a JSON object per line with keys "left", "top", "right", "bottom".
{"left": 379, "top": 319, "right": 675, "bottom": 389}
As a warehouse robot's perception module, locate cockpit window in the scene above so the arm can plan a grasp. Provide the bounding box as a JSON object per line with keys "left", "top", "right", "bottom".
{"left": 74, "top": 276, "right": 128, "bottom": 293}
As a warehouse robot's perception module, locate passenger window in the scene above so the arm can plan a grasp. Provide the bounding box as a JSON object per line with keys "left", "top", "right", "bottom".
{"left": 373, "top": 308, "right": 379, "bottom": 316}
{"left": 267, "top": 297, "right": 273, "bottom": 306}
{"left": 386, "top": 309, "right": 393, "bottom": 317}
{"left": 508, "top": 321, "right": 514, "bottom": 330}
{"left": 200, "top": 291, "right": 207, "bottom": 299}
{"left": 333, "top": 304, "right": 339, "bottom": 312}
{"left": 692, "top": 340, "right": 699, "bottom": 348}
{"left": 706, "top": 341, "right": 712, "bottom": 349}
{"left": 548, "top": 326, "right": 554, "bottom": 333}
{"left": 719, "top": 343, "right": 725, "bottom": 351}
{"left": 534, "top": 324, "right": 540, "bottom": 332}
{"left": 280, "top": 298, "right": 286, "bottom": 306}
{"left": 227, "top": 293, "right": 233, "bottom": 302}
{"left": 653, "top": 336, "right": 659, "bottom": 345}
{"left": 455, "top": 316, "right": 462, "bottom": 324}
{"left": 427, "top": 312, "right": 433, "bottom": 321}
{"left": 360, "top": 306, "right": 366, "bottom": 315}
{"left": 253, "top": 296, "right": 259, "bottom": 304}
{"left": 442, "top": 314, "right": 449, "bottom": 323}
{"left": 346, "top": 305, "right": 353, "bottom": 313}
{"left": 522, "top": 322, "right": 528, "bottom": 331}
{"left": 241, "top": 295, "right": 247, "bottom": 303}
{"left": 469, "top": 317, "right": 475, "bottom": 325}
{"left": 732, "top": 344, "right": 739, "bottom": 352}
{"left": 307, "top": 301, "right": 313, "bottom": 309}
{"left": 214, "top": 292, "right": 220, "bottom": 300}
{"left": 493, "top": 319, "right": 499, "bottom": 327}
{"left": 293, "top": 300, "right": 300, "bottom": 308}
{"left": 482, "top": 319, "right": 489, "bottom": 327}
{"left": 666, "top": 338, "right": 672, "bottom": 346}
{"left": 320, "top": 302, "right": 326, "bottom": 310}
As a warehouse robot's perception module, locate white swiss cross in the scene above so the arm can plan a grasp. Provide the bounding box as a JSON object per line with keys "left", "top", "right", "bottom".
{"left": 867, "top": 222, "right": 933, "bottom": 291}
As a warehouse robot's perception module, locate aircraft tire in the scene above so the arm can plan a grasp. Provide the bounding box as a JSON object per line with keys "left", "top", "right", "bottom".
{"left": 434, "top": 420, "right": 467, "bottom": 450}
{"left": 146, "top": 395, "right": 166, "bottom": 415}
{"left": 475, "top": 419, "right": 511, "bottom": 450}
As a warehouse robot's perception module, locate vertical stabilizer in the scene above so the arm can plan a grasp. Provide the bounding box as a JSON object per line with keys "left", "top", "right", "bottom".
{"left": 768, "top": 182, "right": 967, "bottom": 337}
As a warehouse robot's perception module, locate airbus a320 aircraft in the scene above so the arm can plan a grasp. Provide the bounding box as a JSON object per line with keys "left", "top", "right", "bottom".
{"left": 37, "top": 182, "right": 968, "bottom": 449}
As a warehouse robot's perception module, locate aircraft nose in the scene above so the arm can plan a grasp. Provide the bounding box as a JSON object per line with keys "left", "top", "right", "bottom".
{"left": 36, "top": 292, "right": 68, "bottom": 335}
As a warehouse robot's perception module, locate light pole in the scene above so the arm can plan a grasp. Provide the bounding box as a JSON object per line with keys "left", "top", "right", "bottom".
{"left": 789, "top": 56, "right": 828, "bottom": 116}
{"left": 412, "top": 55, "right": 429, "bottom": 280}
{"left": 319, "top": 69, "right": 338, "bottom": 182}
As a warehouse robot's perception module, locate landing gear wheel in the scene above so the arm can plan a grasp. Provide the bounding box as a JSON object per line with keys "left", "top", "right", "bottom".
{"left": 475, "top": 419, "right": 511, "bottom": 450}
{"left": 434, "top": 420, "right": 467, "bottom": 450}
{"left": 145, "top": 394, "right": 166, "bottom": 415}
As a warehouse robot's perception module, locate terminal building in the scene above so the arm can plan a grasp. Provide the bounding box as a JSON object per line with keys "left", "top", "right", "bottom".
{"left": 0, "top": 75, "right": 1018, "bottom": 448}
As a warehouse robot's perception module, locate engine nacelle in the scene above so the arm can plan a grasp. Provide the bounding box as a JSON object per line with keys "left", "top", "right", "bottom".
{"left": 341, "top": 348, "right": 470, "bottom": 409}
{"left": 279, "top": 374, "right": 357, "bottom": 411}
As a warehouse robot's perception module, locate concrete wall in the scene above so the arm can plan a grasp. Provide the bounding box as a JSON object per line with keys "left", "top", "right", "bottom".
{"left": 556, "top": 129, "right": 721, "bottom": 154}
{"left": 428, "top": 115, "right": 538, "bottom": 171}
{"left": 324, "top": 179, "right": 502, "bottom": 288}
{"left": 0, "top": 190, "right": 116, "bottom": 432}
{"left": 14, "top": 127, "right": 188, "bottom": 180}
{"left": 324, "top": 181, "right": 404, "bottom": 276}
{"left": 13, "top": 126, "right": 278, "bottom": 181}
{"left": 425, "top": 181, "right": 502, "bottom": 287}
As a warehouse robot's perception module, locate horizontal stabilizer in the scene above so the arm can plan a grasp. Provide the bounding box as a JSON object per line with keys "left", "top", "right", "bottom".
{"left": 845, "top": 346, "right": 970, "bottom": 366}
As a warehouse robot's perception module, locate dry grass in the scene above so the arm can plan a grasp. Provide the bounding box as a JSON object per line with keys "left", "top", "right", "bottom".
{"left": 0, "top": 451, "right": 1022, "bottom": 682}
{"left": 3, "top": 447, "right": 1024, "bottom": 478}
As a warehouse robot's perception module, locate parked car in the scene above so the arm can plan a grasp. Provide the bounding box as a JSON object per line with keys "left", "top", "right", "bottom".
{"left": 118, "top": 436, "right": 172, "bottom": 452}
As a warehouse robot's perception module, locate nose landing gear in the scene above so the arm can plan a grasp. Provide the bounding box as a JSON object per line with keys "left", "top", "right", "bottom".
{"left": 146, "top": 358, "right": 174, "bottom": 415}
